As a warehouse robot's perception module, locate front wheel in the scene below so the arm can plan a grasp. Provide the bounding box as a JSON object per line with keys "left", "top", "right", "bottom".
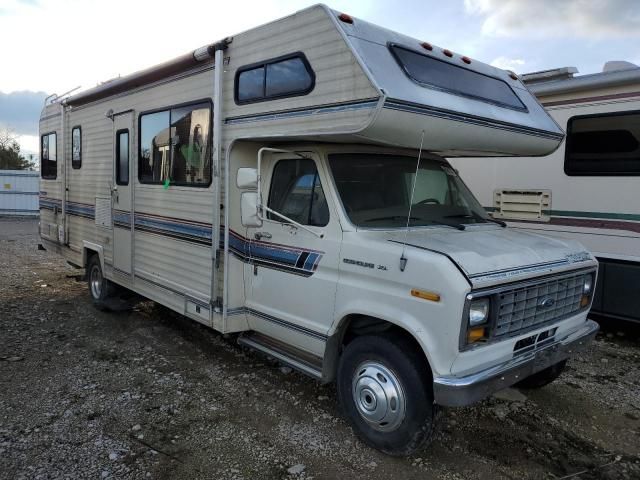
{"left": 337, "top": 334, "right": 437, "bottom": 456}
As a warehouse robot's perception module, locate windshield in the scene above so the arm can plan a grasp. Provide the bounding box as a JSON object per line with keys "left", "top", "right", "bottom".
{"left": 328, "top": 153, "right": 492, "bottom": 229}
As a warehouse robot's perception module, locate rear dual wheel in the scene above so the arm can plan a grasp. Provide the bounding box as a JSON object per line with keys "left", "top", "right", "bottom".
{"left": 337, "top": 334, "right": 437, "bottom": 456}
{"left": 87, "top": 255, "right": 115, "bottom": 309}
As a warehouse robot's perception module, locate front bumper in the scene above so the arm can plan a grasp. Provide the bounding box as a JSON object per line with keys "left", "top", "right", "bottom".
{"left": 433, "top": 319, "right": 599, "bottom": 407}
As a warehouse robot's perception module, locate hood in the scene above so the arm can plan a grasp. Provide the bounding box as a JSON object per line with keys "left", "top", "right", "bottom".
{"left": 386, "top": 225, "right": 595, "bottom": 286}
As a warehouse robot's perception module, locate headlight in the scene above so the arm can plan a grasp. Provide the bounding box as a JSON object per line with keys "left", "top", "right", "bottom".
{"left": 469, "top": 298, "right": 490, "bottom": 326}
{"left": 580, "top": 273, "right": 595, "bottom": 307}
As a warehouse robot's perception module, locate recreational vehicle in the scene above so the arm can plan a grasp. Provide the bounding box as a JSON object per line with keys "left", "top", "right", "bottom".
{"left": 452, "top": 63, "right": 640, "bottom": 323}
{"left": 39, "top": 5, "right": 599, "bottom": 455}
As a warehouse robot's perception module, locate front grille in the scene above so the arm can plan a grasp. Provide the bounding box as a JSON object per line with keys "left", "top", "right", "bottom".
{"left": 494, "top": 271, "right": 591, "bottom": 337}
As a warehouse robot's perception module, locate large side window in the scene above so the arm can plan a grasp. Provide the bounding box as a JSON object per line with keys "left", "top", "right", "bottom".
{"left": 139, "top": 101, "right": 212, "bottom": 186}
{"left": 40, "top": 132, "right": 57, "bottom": 179}
{"left": 72, "top": 126, "right": 82, "bottom": 169}
{"left": 116, "top": 129, "right": 129, "bottom": 185}
{"left": 235, "top": 53, "right": 314, "bottom": 104}
{"left": 565, "top": 111, "right": 640, "bottom": 176}
{"left": 267, "top": 159, "right": 329, "bottom": 227}
{"left": 389, "top": 44, "right": 525, "bottom": 111}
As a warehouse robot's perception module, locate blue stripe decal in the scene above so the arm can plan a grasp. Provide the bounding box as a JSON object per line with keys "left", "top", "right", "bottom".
{"left": 246, "top": 308, "right": 328, "bottom": 341}
{"left": 303, "top": 252, "right": 318, "bottom": 271}
{"left": 0, "top": 172, "right": 39, "bottom": 177}
{"left": 36, "top": 198, "right": 323, "bottom": 277}
{"left": 229, "top": 229, "right": 324, "bottom": 277}
{"left": 224, "top": 98, "right": 379, "bottom": 125}
{"left": 134, "top": 214, "right": 212, "bottom": 242}
{"left": 0, "top": 191, "right": 39, "bottom": 195}
{"left": 113, "top": 210, "right": 131, "bottom": 225}
{"left": 67, "top": 202, "right": 95, "bottom": 218}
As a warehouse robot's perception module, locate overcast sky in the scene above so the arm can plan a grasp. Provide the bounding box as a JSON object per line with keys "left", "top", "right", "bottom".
{"left": 1, "top": 0, "right": 639, "bottom": 155}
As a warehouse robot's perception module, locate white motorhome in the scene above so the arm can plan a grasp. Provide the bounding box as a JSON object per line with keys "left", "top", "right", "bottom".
{"left": 39, "top": 5, "right": 599, "bottom": 455}
{"left": 452, "top": 63, "right": 640, "bottom": 323}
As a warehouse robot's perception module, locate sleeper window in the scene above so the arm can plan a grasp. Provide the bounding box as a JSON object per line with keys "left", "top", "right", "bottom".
{"left": 40, "top": 132, "right": 57, "bottom": 179}
{"left": 565, "top": 111, "right": 640, "bottom": 176}
{"left": 235, "top": 53, "right": 314, "bottom": 104}
{"left": 390, "top": 44, "right": 525, "bottom": 111}
{"left": 139, "top": 102, "right": 211, "bottom": 186}
{"left": 116, "top": 130, "right": 129, "bottom": 185}
{"left": 267, "top": 159, "right": 329, "bottom": 227}
{"left": 72, "top": 126, "right": 81, "bottom": 169}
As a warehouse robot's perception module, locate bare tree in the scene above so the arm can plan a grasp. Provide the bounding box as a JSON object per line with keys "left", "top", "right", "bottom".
{"left": 0, "top": 126, "right": 35, "bottom": 170}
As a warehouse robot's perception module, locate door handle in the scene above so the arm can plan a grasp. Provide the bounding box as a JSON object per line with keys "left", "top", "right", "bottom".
{"left": 254, "top": 232, "right": 272, "bottom": 240}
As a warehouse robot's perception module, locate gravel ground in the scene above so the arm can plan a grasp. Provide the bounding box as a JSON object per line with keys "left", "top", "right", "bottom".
{"left": 1, "top": 217, "right": 639, "bottom": 480}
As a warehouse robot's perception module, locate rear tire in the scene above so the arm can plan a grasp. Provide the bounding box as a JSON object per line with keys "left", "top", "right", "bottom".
{"left": 516, "top": 360, "right": 567, "bottom": 389}
{"left": 87, "top": 254, "right": 114, "bottom": 310}
{"left": 337, "top": 334, "right": 436, "bottom": 456}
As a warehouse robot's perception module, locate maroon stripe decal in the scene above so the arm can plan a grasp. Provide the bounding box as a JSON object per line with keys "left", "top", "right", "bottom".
{"left": 516, "top": 217, "right": 640, "bottom": 234}
{"left": 135, "top": 211, "right": 212, "bottom": 228}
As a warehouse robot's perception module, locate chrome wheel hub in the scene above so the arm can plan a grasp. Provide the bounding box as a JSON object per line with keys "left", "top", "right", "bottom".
{"left": 352, "top": 361, "right": 406, "bottom": 432}
{"left": 90, "top": 265, "right": 102, "bottom": 299}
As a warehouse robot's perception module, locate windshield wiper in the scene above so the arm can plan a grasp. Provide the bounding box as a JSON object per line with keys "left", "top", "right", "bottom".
{"left": 427, "top": 219, "right": 466, "bottom": 230}
{"left": 363, "top": 216, "right": 466, "bottom": 230}
{"left": 364, "top": 215, "right": 420, "bottom": 223}
{"left": 445, "top": 212, "right": 506, "bottom": 228}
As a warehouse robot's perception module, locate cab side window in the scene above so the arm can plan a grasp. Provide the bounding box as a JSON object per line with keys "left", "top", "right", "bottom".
{"left": 268, "top": 159, "right": 329, "bottom": 227}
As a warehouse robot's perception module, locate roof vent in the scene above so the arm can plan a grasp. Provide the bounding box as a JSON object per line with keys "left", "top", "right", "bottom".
{"left": 602, "top": 60, "right": 639, "bottom": 73}
{"left": 521, "top": 67, "right": 578, "bottom": 85}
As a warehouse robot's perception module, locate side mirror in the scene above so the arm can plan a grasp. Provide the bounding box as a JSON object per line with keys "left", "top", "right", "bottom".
{"left": 237, "top": 168, "right": 258, "bottom": 189}
{"left": 240, "top": 192, "right": 262, "bottom": 227}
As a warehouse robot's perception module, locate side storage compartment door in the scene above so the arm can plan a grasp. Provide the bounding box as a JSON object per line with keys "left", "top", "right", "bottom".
{"left": 244, "top": 152, "right": 342, "bottom": 357}
{"left": 111, "top": 112, "right": 134, "bottom": 275}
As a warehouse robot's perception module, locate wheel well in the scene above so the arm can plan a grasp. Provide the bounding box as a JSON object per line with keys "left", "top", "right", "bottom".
{"left": 323, "top": 315, "right": 432, "bottom": 383}
{"left": 83, "top": 248, "right": 99, "bottom": 268}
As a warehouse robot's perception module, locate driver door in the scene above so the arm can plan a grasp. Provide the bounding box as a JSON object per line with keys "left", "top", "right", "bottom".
{"left": 244, "top": 152, "right": 341, "bottom": 357}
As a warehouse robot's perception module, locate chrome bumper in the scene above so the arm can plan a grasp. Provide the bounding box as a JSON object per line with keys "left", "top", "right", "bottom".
{"left": 433, "top": 320, "right": 599, "bottom": 407}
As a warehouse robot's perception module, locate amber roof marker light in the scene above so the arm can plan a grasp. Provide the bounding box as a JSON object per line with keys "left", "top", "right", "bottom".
{"left": 338, "top": 13, "right": 354, "bottom": 24}
{"left": 421, "top": 42, "right": 433, "bottom": 51}
{"left": 443, "top": 49, "right": 454, "bottom": 58}
{"left": 508, "top": 71, "right": 519, "bottom": 80}
{"left": 461, "top": 56, "right": 472, "bottom": 64}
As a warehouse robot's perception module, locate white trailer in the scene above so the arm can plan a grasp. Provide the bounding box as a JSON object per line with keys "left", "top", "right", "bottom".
{"left": 452, "top": 63, "right": 640, "bottom": 323}
{"left": 39, "top": 5, "right": 599, "bottom": 455}
{"left": 0, "top": 170, "right": 39, "bottom": 216}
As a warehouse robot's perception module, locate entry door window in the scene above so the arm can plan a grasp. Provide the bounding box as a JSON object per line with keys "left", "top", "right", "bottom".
{"left": 116, "top": 130, "right": 129, "bottom": 185}
{"left": 267, "top": 159, "right": 329, "bottom": 227}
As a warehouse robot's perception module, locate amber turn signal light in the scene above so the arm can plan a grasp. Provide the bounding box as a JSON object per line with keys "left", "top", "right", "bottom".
{"left": 467, "top": 326, "right": 487, "bottom": 344}
{"left": 411, "top": 289, "right": 441, "bottom": 302}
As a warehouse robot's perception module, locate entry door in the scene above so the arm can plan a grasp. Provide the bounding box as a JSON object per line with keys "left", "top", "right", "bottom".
{"left": 245, "top": 153, "right": 342, "bottom": 357}
{"left": 112, "top": 112, "right": 134, "bottom": 275}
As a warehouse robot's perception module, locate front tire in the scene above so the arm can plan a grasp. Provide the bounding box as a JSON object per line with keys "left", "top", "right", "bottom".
{"left": 87, "top": 255, "right": 114, "bottom": 310}
{"left": 337, "top": 334, "right": 436, "bottom": 456}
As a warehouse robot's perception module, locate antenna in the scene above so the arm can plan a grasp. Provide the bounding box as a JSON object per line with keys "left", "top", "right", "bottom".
{"left": 399, "top": 130, "right": 425, "bottom": 272}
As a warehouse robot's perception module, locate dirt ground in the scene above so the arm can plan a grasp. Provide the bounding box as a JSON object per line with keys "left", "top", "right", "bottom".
{"left": 1, "top": 217, "right": 639, "bottom": 480}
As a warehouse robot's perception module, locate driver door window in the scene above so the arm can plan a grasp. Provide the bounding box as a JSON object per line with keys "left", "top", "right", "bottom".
{"left": 267, "top": 159, "right": 329, "bottom": 227}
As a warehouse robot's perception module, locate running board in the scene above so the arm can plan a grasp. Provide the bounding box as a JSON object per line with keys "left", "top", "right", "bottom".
{"left": 238, "top": 332, "right": 323, "bottom": 380}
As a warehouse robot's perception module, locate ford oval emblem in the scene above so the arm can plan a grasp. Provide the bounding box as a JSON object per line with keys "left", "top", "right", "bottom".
{"left": 539, "top": 296, "right": 555, "bottom": 308}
